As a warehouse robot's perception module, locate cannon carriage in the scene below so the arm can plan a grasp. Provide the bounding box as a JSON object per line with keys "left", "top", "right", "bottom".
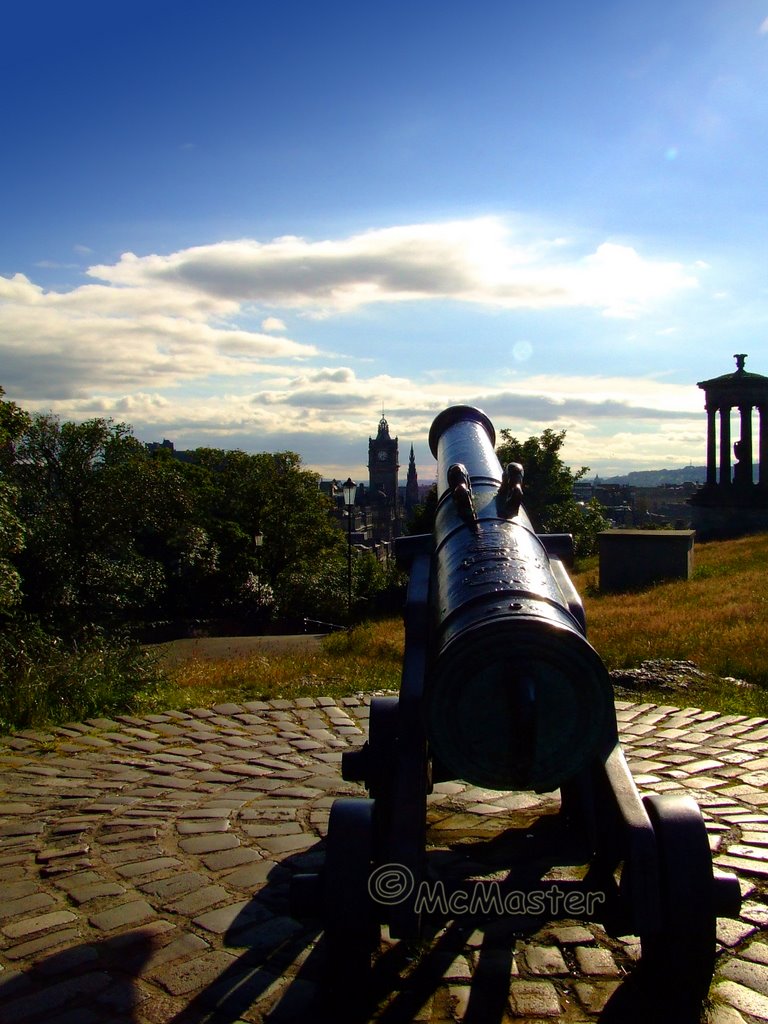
{"left": 292, "top": 405, "right": 741, "bottom": 1015}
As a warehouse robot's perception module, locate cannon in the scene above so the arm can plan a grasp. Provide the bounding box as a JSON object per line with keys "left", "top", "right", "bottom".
{"left": 292, "top": 405, "right": 740, "bottom": 1015}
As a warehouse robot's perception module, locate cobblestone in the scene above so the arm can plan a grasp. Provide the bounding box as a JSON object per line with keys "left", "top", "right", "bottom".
{"left": 574, "top": 945, "right": 621, "bottom": 976}
{"left": 0, "top": 694, "right": 766, "bottom": 1023}
{"left": 508, "top": 979, "right": 562, "bottom": 1015}
{"left": 2, "top": 909, "right": 77, "bottom": 939}
{"left": 720, "top": 957, "right": 768, "bottom": 996}
{"left": 4, "top": 927, "right": 83, "bottom": 960}
{"left": 715, "top": 979, "right": 768, "bottom": 1019}
{"left": 152, "top": 949, "right": 239, "bottom": 996}
{"left": 88, "top": 899, "right": 158, "bottom": 931}
{"left": 522, "top": 943, "right": 568, "bottom": 975}
{"left": 0, "top": 892, "right": 56, "bottom": 920}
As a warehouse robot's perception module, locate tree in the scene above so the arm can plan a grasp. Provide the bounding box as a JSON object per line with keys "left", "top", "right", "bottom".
{"left": 0, "top": 479, "right": 24, "bottom": 614}
{"left": 0, "top": 388, "right": 28, "bottom": 613}
{"left": 172, "top": 448, "right": 346, "bottom": 620}
{"left": 495, "top": 427, "right": 608, "bottom": 556}
{"left": 10, "top": 414, "right": 184, "bottom": 632}
{"left": 0, "top": 387, "right": 30, "bottom": 470}
{"left": 278, "top": 549, "right": 404, "bottom": 624}
{"left": 406, "top": 484, "right": 438, "bottom": 535}
{"left": 2, "top": 389, "right": 403, "bottom": 633}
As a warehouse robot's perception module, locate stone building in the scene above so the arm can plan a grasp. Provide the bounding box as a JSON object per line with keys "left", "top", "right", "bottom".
{"left": 367, "top": 416, "right": 402, "bottom": 543}
{"left": 689, "top": 354, "right": 768, "bottom": 538}
{"left": 327, "top": 415, "right": 420, "bottom": 547}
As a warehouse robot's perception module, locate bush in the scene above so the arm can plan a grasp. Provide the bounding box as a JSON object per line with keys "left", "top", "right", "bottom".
{"left": 0, "top": 620, "right": 168, "bottom": 732}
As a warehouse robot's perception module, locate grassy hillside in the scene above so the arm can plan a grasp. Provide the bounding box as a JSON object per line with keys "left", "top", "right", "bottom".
{"left": 574, "top": 532, "right": 768, "bottom": 685}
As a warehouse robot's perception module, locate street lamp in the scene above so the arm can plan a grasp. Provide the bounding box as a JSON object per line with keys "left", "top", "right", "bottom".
{"left": 342, "top": 477, "right": 356, "bottom": 619}
{"left": 253, "top": 531, "right": 264, "bottom": 614}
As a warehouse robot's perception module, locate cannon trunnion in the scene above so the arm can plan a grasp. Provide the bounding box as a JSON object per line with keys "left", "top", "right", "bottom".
{"left": 291, "top": 405, "right": 740, "bottom": 1018}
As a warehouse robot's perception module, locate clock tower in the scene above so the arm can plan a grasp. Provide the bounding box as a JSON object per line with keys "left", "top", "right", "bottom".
{"left": 368, "top": 415, "right": 399, "bottom": 503}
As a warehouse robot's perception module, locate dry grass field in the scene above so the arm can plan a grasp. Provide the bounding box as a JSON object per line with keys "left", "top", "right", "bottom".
{"left": 161, "top": 532, "right": 768, "bottom": 718}
{"left": 574, "top": 532, "right": 768, "bottom": 683}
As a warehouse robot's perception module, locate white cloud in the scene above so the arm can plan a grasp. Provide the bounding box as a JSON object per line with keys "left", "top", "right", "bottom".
{"left": 0, "top": 272, "right": 316, "bottom": 398}
{"left": 86, "top": 219, "right": 698, "bottom": 318}
{"left": 261, "top": 316, "right": 286, "bottom": 332}
{"left": 574, "top": 243, "right": 697, "bottom": 317}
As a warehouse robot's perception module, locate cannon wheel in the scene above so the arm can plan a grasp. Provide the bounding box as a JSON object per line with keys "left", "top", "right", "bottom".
{"left": 640, "top": 793, "right": 716, "bottom": 1011}
{"left": 323, "top": 797, "right": 380, "bottom": 997}
{"left": 368, "top": 696, "right": 399, "bottom": 799}
{"left": 367, "top": 696, "right": 399, "bottom": 856}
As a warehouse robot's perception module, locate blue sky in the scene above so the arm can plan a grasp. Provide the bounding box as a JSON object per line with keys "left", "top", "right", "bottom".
{"left": 2, "top": 0, "right": 768, "bottom": 482}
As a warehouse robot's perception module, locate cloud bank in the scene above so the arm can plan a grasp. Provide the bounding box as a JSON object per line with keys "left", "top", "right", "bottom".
{"left": 87, "top": 218, "right": 696, "bottom": 319}
{"left": 0, "top": 217, "right": 703, "bottom": 475}
{"left": 20, "top": 365, "right": 701, "bottom": 479}
{"left": 1, "top": 217, "right": 698, "bottom": 400}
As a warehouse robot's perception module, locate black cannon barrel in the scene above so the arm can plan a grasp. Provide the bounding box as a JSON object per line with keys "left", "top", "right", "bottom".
{"left": 426, "top": 406, "right": 615, "bottom": 793}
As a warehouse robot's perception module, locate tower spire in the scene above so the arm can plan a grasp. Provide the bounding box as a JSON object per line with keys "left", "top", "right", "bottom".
{"left": 406, "top": 443, "right": 419, "bottom": 514}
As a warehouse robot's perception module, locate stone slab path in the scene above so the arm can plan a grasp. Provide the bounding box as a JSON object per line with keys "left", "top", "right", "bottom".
{"left": 1, "top": 696, "right": 768, "bottom": 1023}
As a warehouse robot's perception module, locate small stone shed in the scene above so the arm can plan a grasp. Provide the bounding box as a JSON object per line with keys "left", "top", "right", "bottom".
{"left": 598, "top": 530, "right": 695, "bottom": 593}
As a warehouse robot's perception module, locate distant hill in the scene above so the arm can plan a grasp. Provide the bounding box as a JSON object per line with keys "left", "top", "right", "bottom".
{"left": 599, "top": 466, "right": 707, "bottom": 487}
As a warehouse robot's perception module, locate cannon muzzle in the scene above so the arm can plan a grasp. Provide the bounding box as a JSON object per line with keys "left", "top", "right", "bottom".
{"left": 426, "top": 406, "right": 615, "bottom": 792}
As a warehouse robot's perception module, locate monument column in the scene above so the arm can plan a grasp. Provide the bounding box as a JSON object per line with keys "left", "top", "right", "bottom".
{"left": 719, "top": 405, "right": 731, "bottom": 487}
{"left": 706, "top": 405, "right": 717, "bottom": 486}
{"left": 693, "top": 355, "right": 768, "bottom": 537}
{"left": 739, "top": 403, "right": 754, "bottom": 484}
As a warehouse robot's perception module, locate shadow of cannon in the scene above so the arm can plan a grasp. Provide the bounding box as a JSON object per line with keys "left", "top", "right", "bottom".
{"left": 0, "top": 824, "right": 725, "bottom": 1024}
{"left": 161, "top": 809, "right": 725, "bottom": 1024}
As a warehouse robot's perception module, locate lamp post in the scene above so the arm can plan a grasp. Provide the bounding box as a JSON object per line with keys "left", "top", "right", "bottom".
{"left": 253, "top": 531, "right": 264, "bottom": 614}
{"left": 342, "top": 477, "right": 356, "bottom": 620}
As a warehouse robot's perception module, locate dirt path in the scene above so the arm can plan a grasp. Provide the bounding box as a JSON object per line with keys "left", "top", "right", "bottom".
{"left": 151, "top": 633, "right": 325, "bottom": 666}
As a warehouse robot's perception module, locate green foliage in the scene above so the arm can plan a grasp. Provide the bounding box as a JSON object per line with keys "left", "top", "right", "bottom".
{"left": 496, "top": 427, "right": 608, "bottom": 556}
{"left": 0, "top": 388, "right": 29, "bottom": 613}
{"left": 9, "top": 414, "right": 182, "bottom": 632}
{"left": 0, "top": 620, "right": 168, "bottom": 732}
{"left": 1, "top": 388, "right": 399, "bottom": 637}
{"left": 0, "top": 386, "right": 30, "bottom": 467}
{"left": 277, "top": 550, "right": 405, "bottom": 625}
{"left": 0, "top": 388, "right": 412, "bottom": 729}
{"left": 406, "top": 483, "right": 438, "bottom": 535}
{"left": 169, "top": 447, "right": 346, "bottom": 621}
{"left": 277, "top": 555, "right": 350, "bottom": 624}
{"left": 0, "top": 478, "right": 24, "bottom": 613}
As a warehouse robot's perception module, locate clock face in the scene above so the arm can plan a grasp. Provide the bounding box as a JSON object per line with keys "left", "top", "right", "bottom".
{"left": 377, "top": 449, "right": 389, "bottom": 462}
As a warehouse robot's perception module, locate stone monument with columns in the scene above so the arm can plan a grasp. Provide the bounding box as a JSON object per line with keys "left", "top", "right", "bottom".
{"left": 689, "top": 353, "right": 768, "bottom": 538}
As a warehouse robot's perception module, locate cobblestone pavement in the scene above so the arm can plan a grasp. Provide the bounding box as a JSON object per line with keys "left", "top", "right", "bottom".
{"left": 1, "top": 697, "right": 768, "bottom": 1023}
